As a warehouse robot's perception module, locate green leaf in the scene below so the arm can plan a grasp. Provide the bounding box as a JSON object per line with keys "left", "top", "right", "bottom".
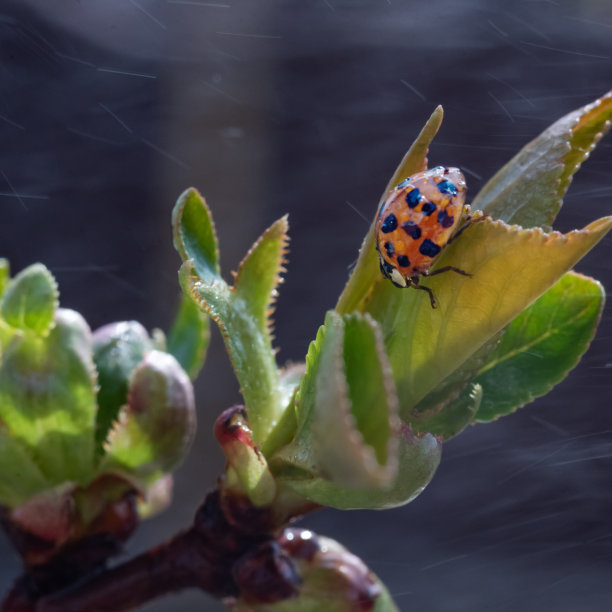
{"left": 101, "top": 351, "right": 196, "bottom": 483}
{"left": 167, "top": 294, "right": 210, "bottom": 380}
{"left": 472, "top": 90, "right": 612, "bottom": 228}
{"left": 174, "top": 194, "right": 286, "bottom": 444}
{"left": 0, "top": 426, "right": 50, "bottom": 507}
{"left": 0, "top": 308, "right": 97, "bottom": 487}
{"left": 362, "top": 216, "right": 612, "bottom": 418}
{"left": 260, "top": 364, "right": 305, "bottom": 458}
{"left": 273, "top": 311, "right": 399, "bottom": 490}
{"left": 1, "top": 263, "right": 58, "bottom": 336}
{"left": 475, "top": 271, "right": 605, "bottom": 421}
{"left": 0, "top": 259, "right": 9, "bottom": 297}
{"left": 411, "top": 383, "right": 482, "bottom": 440}
{"left": 92, "top": 321, "right": 153, "bottom": 449}
{"left": 408, "top": 333, "right": 502, "bottom": 439}
{"left": 276, "top": 427, "right": 441, "bottom": 511}
{"left": 172, "top": 188, "right": 220, "bottom": 282}
{"left": 233, "top": 215, "right": 289, "bottom": 336}
{"left": 336, "top": 106, "right": 444, "bottom": 316}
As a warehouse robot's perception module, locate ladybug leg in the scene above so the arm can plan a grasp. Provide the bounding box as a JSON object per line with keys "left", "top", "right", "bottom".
{"left": 411, "top": 276, "right": 437, "bottom": 308}
{"left": 447, "top": 212, "right": 490, "bottom": 245}
{"left": 428, "top": 265, "right": 472, "bottom": 278}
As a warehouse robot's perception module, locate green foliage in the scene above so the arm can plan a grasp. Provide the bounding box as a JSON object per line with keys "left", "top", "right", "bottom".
{"left": 272, "top": 311, "right": 400, "bottom": 490}
{"left": 172, "top": 92, "right": 611, "bottom": 519}
{"left": 276, "top": 427, "right": 441, "bottom": 510}
{"left": 173, "top": 189, "right": 288, "bottom": 444}
{"left": 1, "top": 263, "right": 58, "bottom": 335}
{"left": 2, "top": 92, "right": 611, "bottom": 612}
{"left": 0, "top": 263, "right": 196, "bottom": 533}
{"left": 332, "top": 91, "right": 611, "bottom": 444}
{"left": 101, "top": 351, "right": 196, "bottom": 483}
{"left": 0, "top": 307, "right": 97, "bottom": 490}
{"left": 475, "top": 271, "right": 605, "bottom": 421}
{"left": 472, "top": 91, "right": 612, "bottom": 228}
{"left": 93, "top": 321, "right": 153, "bottom": 448}
{"left": 167, "top": 295, "right": 210, "bottom": 380}
{"left": 336, "top": 106, "right": 444, "bottom": 316}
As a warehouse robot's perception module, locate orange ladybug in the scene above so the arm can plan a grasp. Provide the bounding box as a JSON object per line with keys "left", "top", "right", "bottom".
{"left": 375, "top": 166, "right": 479, "bottom": 308}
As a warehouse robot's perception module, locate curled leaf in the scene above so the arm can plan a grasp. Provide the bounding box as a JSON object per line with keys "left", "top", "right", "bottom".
{"left": 102, "top": 350, "right": 196, "bottom": 484}
{"left": 273, "top": 311, "right": 399, "bottom": 491}
{"left": 92, "top": 321, "right": 153, "bottom": 448}
{"left": 0, "top": 308, "right": 97, "bottom": 487}
{"left": 1, "top": 263, "right": 58, "bottom": 336}
{"left": 276, "top": 426, "right": 440, "bottom": 511}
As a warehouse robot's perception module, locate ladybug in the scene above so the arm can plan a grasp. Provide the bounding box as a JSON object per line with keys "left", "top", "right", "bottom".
{"left": 375, "top": 166, "right": 481, "bottom": 308}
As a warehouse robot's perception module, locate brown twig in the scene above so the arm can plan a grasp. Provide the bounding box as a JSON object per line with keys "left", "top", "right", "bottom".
{"left": 2, "top": 489, "right": 290, "bottom": 612}
{"left": 36, "top": 526, "right": 234, "bottom": 612}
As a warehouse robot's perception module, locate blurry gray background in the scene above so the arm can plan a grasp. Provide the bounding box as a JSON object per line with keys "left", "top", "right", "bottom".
{"left": 2, "top": 1, "right": 612, "bottom": 610}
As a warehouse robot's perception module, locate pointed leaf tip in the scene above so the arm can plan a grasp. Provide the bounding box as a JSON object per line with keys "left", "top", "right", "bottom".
{"left": 233, "top": 215, "right": 290, "bottom": 337}
{"left": 473, "top": 90, "right": 612, "bottom": 228}
{"left": 336, "top": 106, "right": 445, "bottom": 316}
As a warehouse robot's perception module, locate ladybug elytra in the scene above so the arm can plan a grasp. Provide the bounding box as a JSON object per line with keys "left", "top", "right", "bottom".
{"left": 375, "top": 166, "right": 482, "bottom": 308}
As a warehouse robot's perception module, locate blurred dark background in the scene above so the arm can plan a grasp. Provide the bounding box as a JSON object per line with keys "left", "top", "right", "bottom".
{"left": 1, "top": 1, "right": 612, "bottom": 610}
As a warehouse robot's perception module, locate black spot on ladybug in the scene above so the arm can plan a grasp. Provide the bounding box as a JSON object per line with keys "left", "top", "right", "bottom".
{"left": 405, "top": 188, "right": 421, "bottom": 208}
{"left": 437, "top": 209, "right": 455, "bottom": 228}
{"left": 419, "top": 239, "right": 441, "bottom": 258}
{"left": 397, "top": 255, "right": 411, "bottom": 268}
{"left": 421, "top": 201, "right": 437, "bottom": 216}
{"left": 384, "top": 241, "right": 395, "bottom": 257}
{"left": 401, "top": 221, "right": 422, "bottom": 239}
{"left": 381, "top": 213, "right": 398, "bottom": 233}
{"left": 396, "top": 177, "right": 412, "bottom": 189}
{"left": 437, "top": 180, "right": 458, "bottom": 196}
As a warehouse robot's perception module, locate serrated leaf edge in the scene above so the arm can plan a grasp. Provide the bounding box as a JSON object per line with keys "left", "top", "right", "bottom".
{"left": 232, "top": 215, "right": 290, "bottom": 340}
{"left": 558, "top": 90, "right": 612, "bottom": 203}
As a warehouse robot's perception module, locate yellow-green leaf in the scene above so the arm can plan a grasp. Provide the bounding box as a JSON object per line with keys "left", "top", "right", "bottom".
{"left": 364, "top": 216, "right": 612, "bottom": 417}
{"left": 1, "top": 263, "right": 58, "bottom": 336}
{"left": 472, "top": 90, "right": 612, "bottom": 228}
{"left": 336, "top": 106, "right": 444, "bottom": 316}
{"left": 0, "top": 259, "right": 9, "bottom": 298}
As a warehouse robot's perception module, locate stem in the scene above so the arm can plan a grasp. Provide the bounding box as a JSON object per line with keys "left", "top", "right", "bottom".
{"left": 36, "top": 527, "right": 235, "bottom": 612}
{"left": 1, "top": 490, "right": 277, "bottom": 612}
